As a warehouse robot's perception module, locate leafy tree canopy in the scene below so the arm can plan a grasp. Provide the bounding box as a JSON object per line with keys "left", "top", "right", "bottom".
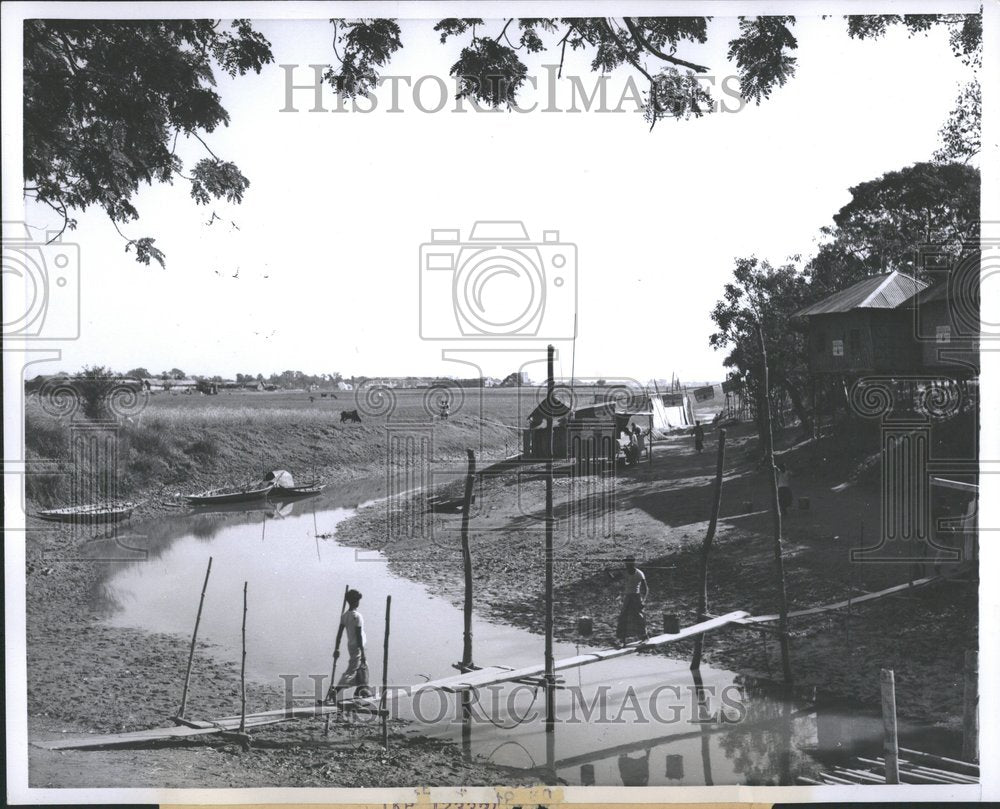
{"left": 24, "top": 20, "right": 274, "bottom": 266}
{"left": 24, "top": 14, "right": 979, "bottom": 265}
{"left": 809, "top": 161, "right": 979, "bottom": 289}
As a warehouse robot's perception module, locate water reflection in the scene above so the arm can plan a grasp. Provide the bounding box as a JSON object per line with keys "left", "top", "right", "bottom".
{"left": 618, "top": 750, "right": 650, "bottom": 785}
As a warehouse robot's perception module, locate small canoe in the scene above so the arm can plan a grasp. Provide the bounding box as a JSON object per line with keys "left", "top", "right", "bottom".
{"left": 185, "top": 483, "right": 274, "bottom": 506}
{"left": 37, "top": 502, "right": 136, "bottom": 523}
{"left": 270, "top": 481, "right": 326, "bottom": 498}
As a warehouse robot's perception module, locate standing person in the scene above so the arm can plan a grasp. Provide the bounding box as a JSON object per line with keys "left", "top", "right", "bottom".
{"left": 327, "top": 589, "right": 369, "bottom": 702}
{"left": 619, "top": 426, "right": 634, "bottom": 465}
{"left": 632, "top": 424, "right": 644, "bottom": 461}
{"left": 693, "top": 422, "right": 705, "bottom": 453}
{"left": 776, "top": 462, "right": 793, "bottom": 516}
{"left": 616, "top": 556, "right": 649, "bottom": 646}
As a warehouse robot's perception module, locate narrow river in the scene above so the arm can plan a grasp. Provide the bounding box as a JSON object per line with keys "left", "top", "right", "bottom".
{"left": 91, "top": 482, "right": 952, "bottom": 786}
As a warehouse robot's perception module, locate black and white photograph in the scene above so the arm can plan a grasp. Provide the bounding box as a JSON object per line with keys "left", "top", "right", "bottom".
{"left": 3, "top": 0, "right": 997, "bottom": 804}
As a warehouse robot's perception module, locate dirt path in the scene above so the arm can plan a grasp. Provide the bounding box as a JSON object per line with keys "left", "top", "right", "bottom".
{"left": 337, "top": 421, "right": 977, "bottom": 731}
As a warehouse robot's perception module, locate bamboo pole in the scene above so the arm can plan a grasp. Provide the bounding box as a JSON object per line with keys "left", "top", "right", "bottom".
{"left": 545, "top": 345, "right": 556, "bottom": 731}
{"left": 324, "top": 584, "right": 350, "bottom": 736}
{"left": 962, "top": 649, "right": 978, "bottom": 763}
{"left": 327, "top": 585, "right": 350, "bottom": 696}
{"left": 755, "top": 323, "right": 793, "bottom": 683}
{"left": 239, "top": 581, "right": 248, "bottom": 734}
{"left": 178, "top": 556, "right": 213, "bottom": 719}
{"left": 691, "top": 429, "right": 727, "bottom": 669}
{"left": 881, "top": 668, "right": 900, "bottom": 784}
{"left": 381, "top": 595, "right": 392, "bottom": 749}
{"left": 460, "top": 450, "right": 476, "bottom": 670}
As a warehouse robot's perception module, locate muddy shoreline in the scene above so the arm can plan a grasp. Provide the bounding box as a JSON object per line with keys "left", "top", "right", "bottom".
{"left": 23, "top": 477, "right": 536, "bottom": 788}
{"left": 21, "top": 417, "right": 977, "bottom": 787}
{"left": 335, "top": 423, "right": 978, "bottom": 733}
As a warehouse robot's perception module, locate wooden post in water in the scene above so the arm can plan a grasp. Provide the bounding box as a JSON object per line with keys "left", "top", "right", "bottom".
{"left": 381, "top": 595, "right": 392, "bottom": 750}
{"left": 691, "top": 429, "right": 726, "bottom": 670}
{"left": 239, "top": 581, "right": 248, "bottom": 734}
{"left": 962, "top": 649, "right": 978, "bottom": 763}
{"left": 178, "top": 556, "right": 213, "bottom": 719}
{"left": 544, "top": 344, "right": 556, "bottom": 732}
{"left": 460, "top": 450, "right": 476, "bottom": 670}
{"left": 880, "top": 668, "right": 900, "bottom": 784}
{"left": 755, "top": 323, "right": 793, "bottom": 684}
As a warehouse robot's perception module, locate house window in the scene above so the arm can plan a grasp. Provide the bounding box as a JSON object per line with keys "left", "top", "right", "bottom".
{"left": 832, "top": 339, "right": 844, "bottom": 357}
{"left": 936, "top": 325, "right": 951, "bottom": 343}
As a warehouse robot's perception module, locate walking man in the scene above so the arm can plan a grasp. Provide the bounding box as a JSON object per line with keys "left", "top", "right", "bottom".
{"left": 693, "top": 422, "right": 705, "bottom": 453}
{"left": 776, "top": 462, "right": 793, "bottom": 516}
{"left": 327, "top": 589, "right": 369, "bottom": 702}
{"left": 616, "top": 556, "right": 649, "bottom": 646}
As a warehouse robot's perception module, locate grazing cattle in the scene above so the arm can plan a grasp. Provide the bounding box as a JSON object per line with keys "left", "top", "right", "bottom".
{"left": 340, "top": 409, "right": 361, "bottom": 423}
{"left": 309, "top": 396, "right": 315, "bottom": 402}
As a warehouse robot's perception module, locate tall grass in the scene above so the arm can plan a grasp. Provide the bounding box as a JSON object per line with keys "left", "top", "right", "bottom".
{"left": 22, "top": 394, "right": 519, "bottom": 507}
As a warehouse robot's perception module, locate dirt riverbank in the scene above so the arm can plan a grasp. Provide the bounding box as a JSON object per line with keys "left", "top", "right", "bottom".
{"left": 21, "top": 403, "right": 533, "bottom": 788}
{"left": 23, "top": 513, "right": 540, "bottom": 788}
{"left": 24, "top": 394, "right": 517, "bottom": 522}
{"left": 336, "top": 420, "right": 978, "bottom": 732}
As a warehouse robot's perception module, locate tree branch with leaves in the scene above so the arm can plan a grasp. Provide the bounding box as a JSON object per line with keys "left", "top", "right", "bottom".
{"left": 24, "top": 19, "right": 273, "bottom": 267}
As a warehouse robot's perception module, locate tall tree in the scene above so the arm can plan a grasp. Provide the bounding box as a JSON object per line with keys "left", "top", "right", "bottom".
{"left": 709, "top": 257, "right": 813, "bottom": 436}
{"left": 814, "top": 162, "right": 979, "bottom": 282}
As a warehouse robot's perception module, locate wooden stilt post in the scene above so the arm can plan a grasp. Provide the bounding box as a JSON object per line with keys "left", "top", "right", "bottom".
{"left": 690, "top": 668, "right": 714, "bottom": 786}
{"left": 691, "top": 429, "right": 727, "bottom": 669}
{"left": 881, "top": 668, "right": 900, "bottom": 784}
{"left": 962, "top": 650, "right": 978, "bottom": 763}
{"left": 239, "top": 581, "right": 248, "bottom": 735}
{"left": 756, "top": 323, "right": 793, "bottom": 684}
{"left": 460, "top": 450, "right": 476, "bottom": 670}
{"left": 647, "top": 413, "right": 653, "bottom": 468}
{"left": 178, "top": 556, "right": 213, "bottom": 719}
{"left": 461, "top": 690, "right": 473, "bottom": 763}
{"left": 381, "top": 595, "right": 392, "bottom": 750}
{"left": 544, "top": 345, "right": 556, "bottom": 733}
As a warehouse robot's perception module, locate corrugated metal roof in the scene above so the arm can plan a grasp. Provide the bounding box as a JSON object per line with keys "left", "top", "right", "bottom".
{"left": 793, "top": 271, "right": 926, "bottom": 318}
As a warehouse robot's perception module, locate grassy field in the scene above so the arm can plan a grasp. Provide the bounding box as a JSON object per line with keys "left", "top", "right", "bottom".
{"left": 134, "top": 384, "right": 723, "bottom": 423}
{"left": 23, "top": 384, "right": 725, "bottom": 512}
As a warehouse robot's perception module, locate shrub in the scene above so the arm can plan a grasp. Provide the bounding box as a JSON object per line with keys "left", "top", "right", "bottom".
{"left": 183, "top": 436, "right": 218, "bottom": 462}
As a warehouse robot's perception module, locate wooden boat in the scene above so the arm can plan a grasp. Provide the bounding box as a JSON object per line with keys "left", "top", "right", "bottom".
{"left": 184, "top": 483, "right": 274, "bottom": 506}
{"left": 269, "top": 480, "right": 326, "bottom": 498}
{"left": 37, "top": 502, "right": 135, "bottom": 523}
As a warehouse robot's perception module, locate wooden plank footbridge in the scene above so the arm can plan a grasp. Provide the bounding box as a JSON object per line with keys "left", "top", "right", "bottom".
{"left": 33, "top": 568, "right": 959, "bottom": 754}
{"left": 33, "top": 610, "right": 749, "bottom": 752}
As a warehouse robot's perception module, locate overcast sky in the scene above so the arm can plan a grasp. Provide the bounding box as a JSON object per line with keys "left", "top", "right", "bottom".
{"left": 13, "top": 13, "right": 975, "bottom": 383}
